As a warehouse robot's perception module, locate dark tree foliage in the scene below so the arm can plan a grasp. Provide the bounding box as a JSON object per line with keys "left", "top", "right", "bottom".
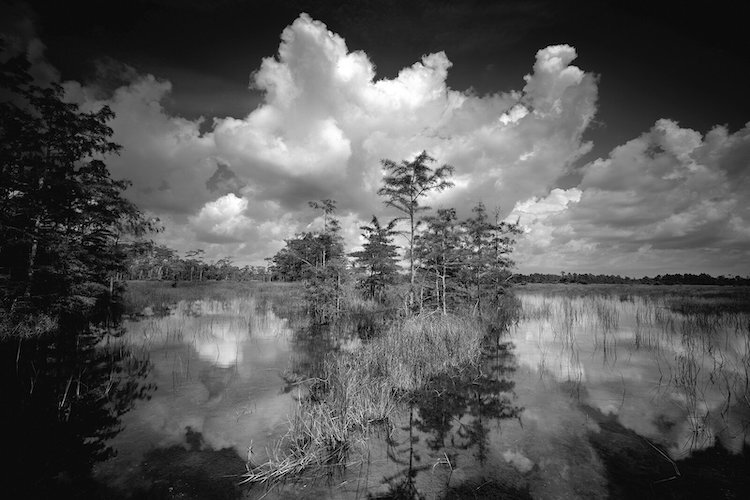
{"left": 413, "top": 203, "right": 521, "bottom": 315}
{"left": 2, "top": 333, "right": 154, "bottom": 497}
{"left": 308, "top": 198, "right": 345, "bottom": 270}
{"left": 308, "top": 199, "right": 338, "bottom": 234}
{"left": 271, "top": 232, "right": 322, "bottom": 282}
{"left": 0, "top": 45, "right": 155, "bottom": 495}
{"left": 304, "top": 200, "right": 348, "bottom": 323}
{"left": 458, "top": 202, "right": 521, "bottom": 313}
{"left": 184, "top": 248, "right": 207, "bottom": 281}
{"left": 350, "top": 215, "right": 400, "bottom": 302}
{"left": 119, "top": 242, "right": 269, "bottom": 282}
{"left": 269, "top": 200, "right": 348, "bottom": 323}
{"left": 378, "top": 151, "right": 454, "bottom": 299}
{"left": 0, "top": 50, "right": 150, "bottom": 329}
{"left": 414, "top": 208, "right": 463, "bottom": 314}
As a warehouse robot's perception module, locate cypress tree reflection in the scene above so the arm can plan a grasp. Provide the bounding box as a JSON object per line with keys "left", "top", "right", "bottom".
{"left": 413, "top": 336, "right": 522, "bottom": 462}
{"left": 376, "top": 333, "right": 523, "bottom": 498}
{"left": 2, "top": 325, "right": 154, "bottom": 497}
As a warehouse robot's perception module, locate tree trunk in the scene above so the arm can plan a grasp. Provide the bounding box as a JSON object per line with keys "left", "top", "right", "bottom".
{"left": 441, "top": 245, "right": 447, "bottom": 315}
{"left": 441, "top": 269, "right": 447, "bottom": 315}
{"left": 24, "top": 240, "right": 38, "bottom": 298}
{"left": 435, "top": 277, "right": 439, "bottom": 312}
{"left": 23, "top": 216, "right": 42, "bottom": 299}
{"left": 336, "top": 272, "right": 341, "bottom": 312}
{"left": 409, "top": 213, "right": 415, "bottom": 286}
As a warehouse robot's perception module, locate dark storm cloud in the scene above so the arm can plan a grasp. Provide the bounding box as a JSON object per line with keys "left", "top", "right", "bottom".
{"left": 206, "top": 161, "right": 246, "bottom": 197}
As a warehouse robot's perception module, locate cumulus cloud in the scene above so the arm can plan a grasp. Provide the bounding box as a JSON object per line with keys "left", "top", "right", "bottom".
{"left": 510, "top": 119, "right": 750, "bottom": 275}
{"left": 52, "top": 13, "right": 599, "bottom": 265}
{"left": 72, "top": 76, "right": 217, "bottom": 216}
{"left": 12, "top": 11, "right": 746, "bottom": 274}
{"left": 189, "top": 193, "right": 253, "bottom": 244}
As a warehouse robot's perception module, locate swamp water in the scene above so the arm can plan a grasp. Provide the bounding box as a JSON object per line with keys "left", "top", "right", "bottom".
{"left": 93, "top": 287, "right": 749, "bottom": 499}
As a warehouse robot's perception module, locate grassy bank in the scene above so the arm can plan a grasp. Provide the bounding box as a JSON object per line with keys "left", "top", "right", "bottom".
{"left": 242, "top": 312, "right": 487, "bottom": 485}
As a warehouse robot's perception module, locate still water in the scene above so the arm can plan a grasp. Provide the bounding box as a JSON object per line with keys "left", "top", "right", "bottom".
{"left": 94, "top": 296, "right": 300, "bottom": 496}
{"left": 95, "top": 287, "right": 750, "bottom": 498}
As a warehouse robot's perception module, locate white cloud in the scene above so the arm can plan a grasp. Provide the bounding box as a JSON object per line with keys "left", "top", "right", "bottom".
{"left": 511, "top": 120, "right": 750, "bottom": 275}
{"left": 522, "top": 45, "right": 586, "bottom": 115}
{"left": 27, "top": 13, "right": 749, "bottom": 275}
{"left": 189, "top": 193, "right": 252, "bottom": 243}
{"left": 510, "top": 188, "right": 582, "bottom": 224}
{"left": 57, "top": 13, "right": 597, "bottom": 266}
{"left": 65, "top": 75, "right": 217, "bottom": 216}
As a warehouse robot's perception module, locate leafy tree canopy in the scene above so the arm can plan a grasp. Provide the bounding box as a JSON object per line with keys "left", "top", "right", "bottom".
{"left": 378, "top": 151, "right": 454, "bottom": 303}
{"left": 350, "top": 215, "right": 401, "bottom": 301}
{"left": 0, "top": 46, "right": 152, "bottom": 329}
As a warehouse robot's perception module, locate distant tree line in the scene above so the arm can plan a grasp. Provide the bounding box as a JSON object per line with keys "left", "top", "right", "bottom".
{"left": 511, "top": 272, "right": 750, "bottom": 286}
{"left": 120, "top": 242, "right": 269, "bottom": 282}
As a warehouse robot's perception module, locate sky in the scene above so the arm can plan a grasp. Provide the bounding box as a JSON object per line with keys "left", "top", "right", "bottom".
{"left": 2, "top": 0, "right": 749, "bottom": 277}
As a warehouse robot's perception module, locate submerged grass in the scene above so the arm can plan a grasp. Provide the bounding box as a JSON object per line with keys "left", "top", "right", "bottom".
{"left": 516, "top": 286, "right": 750, "bottom": 457}
{"left": 242, "top": 312, "right": 486, "bottom": 486}
{"left": 520, "top": 287, "right": 750, "bottom": 344}
{"left": 518, "top": 283, "right": 750, "bottom": 313}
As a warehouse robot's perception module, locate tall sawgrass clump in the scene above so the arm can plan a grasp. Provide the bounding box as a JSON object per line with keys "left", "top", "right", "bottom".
{"left": 242, "top": 312, "right": 485, "bottom": 485}
{"left": 360, "top": 313, "right": 484, "bottom": 391}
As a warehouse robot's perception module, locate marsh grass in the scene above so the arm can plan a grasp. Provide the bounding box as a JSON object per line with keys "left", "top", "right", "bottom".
{"left": 241, "top": 354, "right": 397, "bottom": 485}
{"left": 241, "top": 397, "right": 360, "bottom": 485}
{"left": 520, "top": 288, "right": 749, "bottom": 347}
{"left": 122, "top": 280, "right": 304, "bottom": 317}
{"left": 328, "top": 294, "right": 399, "bottom": 340}
{"left": 517, "top": 285, "right": 750, "bottom": 455}
{"left": 242, "top": 312, "right": 486, "bottom": 486}
{"left": 361, "top": 313, "right": 484, "bottom": 391}
{"left": 0, "top": 310, "right": 58, "bottom": 339}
